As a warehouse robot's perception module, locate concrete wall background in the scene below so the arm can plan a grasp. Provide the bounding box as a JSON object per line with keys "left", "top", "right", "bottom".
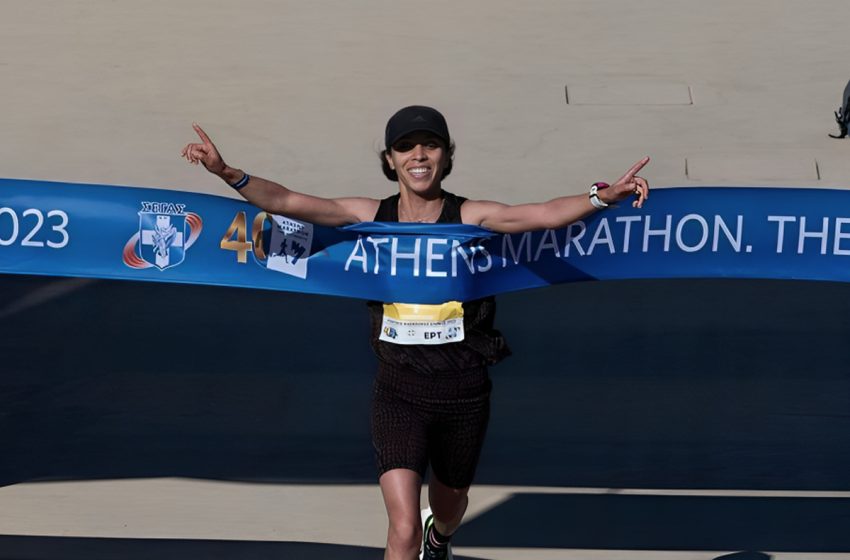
{"left": 1, "top": 1, "right": 849, "bottom": 205}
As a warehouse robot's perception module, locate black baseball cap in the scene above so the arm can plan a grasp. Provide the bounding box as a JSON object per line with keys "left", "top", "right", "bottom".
{"left": 385, "top": 105, "right": 451, "bottom": 149}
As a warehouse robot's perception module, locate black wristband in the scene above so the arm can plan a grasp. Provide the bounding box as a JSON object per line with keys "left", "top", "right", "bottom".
{"left": 230, "top": 173, "right": 251, "bottom": 190}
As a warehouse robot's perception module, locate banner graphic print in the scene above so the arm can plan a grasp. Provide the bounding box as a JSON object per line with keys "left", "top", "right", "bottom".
{"left": 2, "top": 178, "right": 850, "bottom": 303}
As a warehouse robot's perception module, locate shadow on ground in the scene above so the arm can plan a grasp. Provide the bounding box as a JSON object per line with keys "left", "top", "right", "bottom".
{"left": 0, "top": 534, "right": 487, "bottom": 560}
{"left": 2, "top": 274, "right": 850, "bottom": 491}
{"left": 456, "top": 493, "right": 850, "bottom": 551}
{"left": 3, "top": 275, "right": 850, "bottom": 553}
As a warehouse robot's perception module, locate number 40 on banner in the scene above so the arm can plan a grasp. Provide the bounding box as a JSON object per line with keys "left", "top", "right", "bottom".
{"left": 220, "top": 211, "right": 269, "bottom": 263}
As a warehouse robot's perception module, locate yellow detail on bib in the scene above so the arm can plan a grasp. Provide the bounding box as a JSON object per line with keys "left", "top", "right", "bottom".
{"left": 379, "top": 301, "right": 465, "bottom": 345}
{"left": 382, "top": 301, "right": 464, "bottom": 321}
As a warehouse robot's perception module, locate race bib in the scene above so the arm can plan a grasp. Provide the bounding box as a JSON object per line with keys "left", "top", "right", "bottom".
{"left": 379, "top": 301, "right": 465, "bottom": 345}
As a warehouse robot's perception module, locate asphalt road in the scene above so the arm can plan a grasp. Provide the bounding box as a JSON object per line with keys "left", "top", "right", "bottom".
{"left": 1, "top": 274, "right": 849, "bottom": 557}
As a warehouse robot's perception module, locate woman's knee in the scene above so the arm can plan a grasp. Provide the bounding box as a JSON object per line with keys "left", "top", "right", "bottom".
{"left": 430, "top": 477, "right": 470, "bottom": 506}
{"left": 387, "top": 517, "right": 422, "bottom": 553}
{"left": 442, "top": 485, "right": 468, "bottom": 498}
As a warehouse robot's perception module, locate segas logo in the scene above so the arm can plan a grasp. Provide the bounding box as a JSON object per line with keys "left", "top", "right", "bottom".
{"left": 123, "top": 201, "right": 203, "bottom": 270}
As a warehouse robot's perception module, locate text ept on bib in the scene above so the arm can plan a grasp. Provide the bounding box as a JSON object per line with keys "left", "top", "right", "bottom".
{"left": 379, "top": 302, "right": 465, "bottom": 345}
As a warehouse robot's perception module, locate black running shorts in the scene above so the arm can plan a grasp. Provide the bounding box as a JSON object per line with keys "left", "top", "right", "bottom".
{"left": 371, "top": 361, "right": 492, "bottom": 489}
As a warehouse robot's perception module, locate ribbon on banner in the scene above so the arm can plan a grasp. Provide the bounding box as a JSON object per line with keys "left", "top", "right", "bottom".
{"left": 2, "top": 178, "right": 850, "bottom": 303}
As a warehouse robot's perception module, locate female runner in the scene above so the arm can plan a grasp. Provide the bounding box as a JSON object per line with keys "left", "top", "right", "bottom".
{"left": 182, "top": 105, "right": 649, "bottom": 560}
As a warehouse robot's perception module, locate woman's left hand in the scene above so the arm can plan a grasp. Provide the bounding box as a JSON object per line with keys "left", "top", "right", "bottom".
{"left": 602, "top": 156, "right": 651, "bottom": 208}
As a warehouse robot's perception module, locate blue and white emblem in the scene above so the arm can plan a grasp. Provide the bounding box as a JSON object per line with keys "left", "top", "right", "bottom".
{"left": 138, "top": 207, "right": 187, "bottom": 270}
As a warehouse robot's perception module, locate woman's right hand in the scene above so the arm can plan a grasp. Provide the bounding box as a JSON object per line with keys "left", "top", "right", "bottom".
{"left": 181, "top": 123, "right": 226, "bottom": 176}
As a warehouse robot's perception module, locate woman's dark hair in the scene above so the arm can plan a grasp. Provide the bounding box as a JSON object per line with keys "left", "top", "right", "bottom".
{"left": 379, "top": 141, "right": 456, "bottom": 182}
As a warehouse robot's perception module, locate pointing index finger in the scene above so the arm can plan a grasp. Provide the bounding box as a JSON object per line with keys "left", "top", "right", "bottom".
{"left": 623, "top": 156, "right": 651, "bottom": 180}
{"left": 193, "top": 123, "right": 213, "bottom": 145}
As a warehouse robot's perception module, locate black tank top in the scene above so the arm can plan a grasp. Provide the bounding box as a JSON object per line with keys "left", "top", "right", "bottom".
{"left": 367, "top": 191, "right": 511, "bottom": 372}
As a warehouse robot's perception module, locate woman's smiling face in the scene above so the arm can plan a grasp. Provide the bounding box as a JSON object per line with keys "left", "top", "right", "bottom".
{"left": 385, "top": 132, "right": 448, "bottom": 194}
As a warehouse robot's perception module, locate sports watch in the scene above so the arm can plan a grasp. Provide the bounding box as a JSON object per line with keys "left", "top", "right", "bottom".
{"left": 589, "top": 182, "right": 610, "bottom": 209}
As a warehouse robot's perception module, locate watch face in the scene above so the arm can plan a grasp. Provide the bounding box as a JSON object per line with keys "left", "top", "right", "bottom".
{"left": 593, "top": 182, "right": 610, "bottom": 189}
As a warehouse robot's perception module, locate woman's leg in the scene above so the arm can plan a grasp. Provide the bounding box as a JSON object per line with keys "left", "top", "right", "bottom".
{"left": 425, "top": 367, "right": 491, "bottom": 539}
{"left": 379, "top": 468, "right": 424, "bottom": 560}
{"left": 427, "top": 475, "right": 469, "bottom": 537}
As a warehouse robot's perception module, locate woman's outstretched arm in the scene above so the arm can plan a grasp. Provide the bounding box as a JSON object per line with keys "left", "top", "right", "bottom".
{"left": 181, "top": 123, "right": 378, "bottom": 227}
{"left": 462, "top": 157, "right": 650, "bottom": 234}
